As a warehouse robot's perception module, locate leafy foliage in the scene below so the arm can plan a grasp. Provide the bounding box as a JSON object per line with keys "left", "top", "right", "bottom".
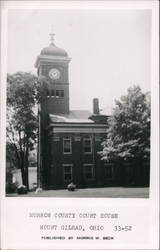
{"left": 100, "top": 85, "right": 150, "bottom": 162}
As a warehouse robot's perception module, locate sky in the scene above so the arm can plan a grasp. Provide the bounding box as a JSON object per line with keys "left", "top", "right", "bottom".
{"left": 7, "top": 9, "right": 151, "bottom": 112}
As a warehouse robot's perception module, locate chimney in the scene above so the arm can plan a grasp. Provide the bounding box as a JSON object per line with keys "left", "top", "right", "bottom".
{"left": 93, "top": 98, "right": 99, "bottom": 115}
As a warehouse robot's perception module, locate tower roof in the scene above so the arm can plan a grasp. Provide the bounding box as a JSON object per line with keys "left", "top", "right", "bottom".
{"left": 40, "top": 43, "right": 68, "bottom": 57}
{"left": 40, "top": 32, "right": 68, "bottom": 57}
{"left": 35, "top": 32, "right": 70, "bottom": 68}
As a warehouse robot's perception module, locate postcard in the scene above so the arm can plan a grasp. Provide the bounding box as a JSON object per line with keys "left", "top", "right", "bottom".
{"left": 0, "top": 1, "right": 159, "bottom": 249}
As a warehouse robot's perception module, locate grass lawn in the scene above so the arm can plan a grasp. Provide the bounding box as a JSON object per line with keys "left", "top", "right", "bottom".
{"left": 7, "top": 187, "right": 149, "bottom": 198}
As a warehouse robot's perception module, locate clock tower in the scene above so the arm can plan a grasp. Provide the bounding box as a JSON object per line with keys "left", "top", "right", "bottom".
{"left": 35, "top": 32, "right": 71, "bottom": 120}
{"left": 35, "top": 33, "right": 71, "bottom": 188}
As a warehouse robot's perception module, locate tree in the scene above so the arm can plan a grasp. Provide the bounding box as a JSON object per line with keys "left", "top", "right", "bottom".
{"left": 100, "top": 85, "right": 150, "bottom": 164}
{"left": 7, "top": 72, "right": 38, "bottom": 190}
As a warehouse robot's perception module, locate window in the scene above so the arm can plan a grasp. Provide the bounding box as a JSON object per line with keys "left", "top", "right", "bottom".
{"left": 46, "top": 89, "right": 50, "bottom": 97}
{"left": 63, "top": 165, "right": 72, "bottom": 182}
{"left": 56, "top": 90, "right": 59, "bottom": 98}
{"left": 50, "top": 89, "right": 64, "bottom": 98}
{"left": 51, "top": 89, "right": 55, "bottom": 97}
{"left": 105, "top": 164, "right": 114, "bottom": 179}
{"left": 83, "top": 137, "right": 92, "bottom": 153}
{"left": 63, "top": 137, "right": 72, "bottom": 154}
{"left": 84, "top": 164, "right": 94, "bottom": 180}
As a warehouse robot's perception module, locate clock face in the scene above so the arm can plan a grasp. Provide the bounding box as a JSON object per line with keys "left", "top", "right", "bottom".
{"left": 49, "top": 68, "right": 61, "bottom": 80}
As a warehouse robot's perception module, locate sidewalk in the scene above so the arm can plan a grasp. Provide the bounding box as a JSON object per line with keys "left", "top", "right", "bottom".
{"left": 7, "top": 187, "right": 149, "bottom": 198}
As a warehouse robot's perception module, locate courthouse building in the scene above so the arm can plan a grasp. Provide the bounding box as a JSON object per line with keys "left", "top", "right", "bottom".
{"left": 35, "top": 34, "right": 149, "bottom": 189}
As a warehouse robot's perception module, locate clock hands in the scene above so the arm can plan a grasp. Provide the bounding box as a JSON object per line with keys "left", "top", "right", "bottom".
{"left": 49, "top": 68, "right": 60, "bottom": 80}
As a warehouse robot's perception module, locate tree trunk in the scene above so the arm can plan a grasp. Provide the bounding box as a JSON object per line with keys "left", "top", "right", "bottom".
{"left": 25, "top": 154, "right": 29, "bottom": 191}
{"left": 21, "top": 167, "right": 26, "bottom": 186}
{"left": 18, "top": 130, "right": 26, "bottom": 186}
{"left": 24, "top": 135, "right": 29, "bottom": 191}
{"left": 20, "top": 151, "right": 26, "bottom": 186}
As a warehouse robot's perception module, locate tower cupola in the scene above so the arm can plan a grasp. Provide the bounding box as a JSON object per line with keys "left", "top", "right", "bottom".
{"left": 40, "top": 32, "right": 68, "bottom": 57}
{"left": 35, "top": 32, "right": 70, "bottom": 69}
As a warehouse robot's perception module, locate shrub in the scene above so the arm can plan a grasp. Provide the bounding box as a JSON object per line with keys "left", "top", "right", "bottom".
{"left": 17, "top": 185, "right": 28, "bottom": 194}
{"left": 67, "top": 183, "right": 76, "bottom": 191}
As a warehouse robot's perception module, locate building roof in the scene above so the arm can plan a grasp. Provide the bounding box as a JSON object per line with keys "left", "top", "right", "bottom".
{"left": 49, "top": 110, "right": 94, "bottom": 124}
{"left": 40, "top": 43, "right": 68, "bottom": 57}
{"left": 66, "top": 110, "right": 92, "bottom": 119}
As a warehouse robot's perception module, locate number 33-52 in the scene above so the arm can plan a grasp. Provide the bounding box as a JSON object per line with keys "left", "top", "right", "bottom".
{"left": 114, "top": 225, "right": 132, "bottom": 232}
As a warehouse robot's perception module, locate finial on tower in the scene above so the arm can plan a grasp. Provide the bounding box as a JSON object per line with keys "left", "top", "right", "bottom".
{"left": 49, "top": 25, "right": 55, "bottom": 45}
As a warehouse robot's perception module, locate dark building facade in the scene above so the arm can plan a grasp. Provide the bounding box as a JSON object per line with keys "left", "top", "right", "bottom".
{"left": 35, "top": 34, "right": 149, "bottom": 190}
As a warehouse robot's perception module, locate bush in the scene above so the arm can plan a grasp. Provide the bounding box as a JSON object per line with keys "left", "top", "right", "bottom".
{"left": 17, "top": 185, "right": 28, "bottom": 194}
{"left": 67, "top": 183, "right": 76, "bottom": 191}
